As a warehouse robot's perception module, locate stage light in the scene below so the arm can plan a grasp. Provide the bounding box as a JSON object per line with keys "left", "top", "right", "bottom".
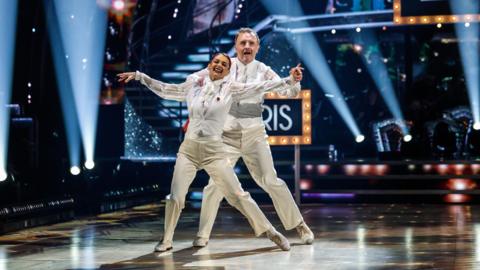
{"left": 50, "top": 0, "right": 108, "bottom": 167}
{"left": 300, "top": 179, "right": 312, "bottom": 190}
{"left": 403, "top": 134, "right": 412, "bottom": 142}
{"left": 0, "top": 1, "right": 18, "bottom": 182}
{"left": 447, "top": 178, "right": 476, "bottom": 190}
{"left": 444, "top": 194, "right": 471, "bottom": 203}
{"left": 70, "top": 166, "right": 81, "bottom": 175}
{"left": 356, "top": 135, "right": 365, "bottom": 143}
{"left": 450, "top": 0, "right": 479, "bottom": 126}
{"left": 344, "top": 164, "right": 357, "bottom": 175}
{"left": 331, "top": 29, "right": 336, "bottom": 34}
{"left": 44, "top": 0, "right": 82, "bottom": 172}
{"left": 85, "top": 160, "right": 95, "bottom": 170}
{"left": 0, "top": 170, "right": 7, "bottom": 182}
{"left": 354, "top": 30, "right": 409, "bottom": 136}
{"left": 259, "top": 0, "right": 363, "bottom": 140}
{"left": 355, "top": 27, "right": 361, "bottom": 32}
{"left": 437, "top": 23, "right": 442, "bottom": 28}
{"left": 474, "top": 122, "right": 480, "bottom": 130}
{"left": 112, "top": 0, "right": 125, "bottom": 11}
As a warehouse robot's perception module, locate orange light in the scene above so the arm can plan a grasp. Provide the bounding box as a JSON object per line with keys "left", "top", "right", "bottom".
{"left": 436, "top": 164, "right": 449, "bottom": 175}
{"left": 444, "top": 194, "right": 471, "bottom": 203}
{"left": 375, "top": 164, "right": 389, "bottom": 176}
{"left": 300, "top": 179, "right": 312, "bottom": 190}
{"left": 446, "top": 178, "right": 476, "bottom": 190}
{"left": 344, "top": 164, "right": 357, "bottom": 176}
{"left": 317, "top": 164, "right": 330, "bottom": 174}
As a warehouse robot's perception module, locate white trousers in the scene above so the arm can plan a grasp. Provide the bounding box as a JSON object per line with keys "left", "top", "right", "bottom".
{"left": 197, "top": 127, "right": 304, "bottom": 239}
{"left": 163, "top": 139, "right": 273, "bottom": 243}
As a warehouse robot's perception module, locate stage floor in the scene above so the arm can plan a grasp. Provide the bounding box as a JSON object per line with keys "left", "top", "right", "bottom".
{"left": 0, "top": 203, "right": 479, "bottom": 269}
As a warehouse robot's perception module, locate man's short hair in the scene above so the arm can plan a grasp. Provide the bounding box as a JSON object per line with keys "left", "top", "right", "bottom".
{"left": 234, "top": 27, "right": 260, "bottom": 45}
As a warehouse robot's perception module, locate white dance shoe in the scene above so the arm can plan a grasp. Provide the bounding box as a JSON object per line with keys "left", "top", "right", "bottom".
{"left": 296, "top": 221, "right": 314, "bottom": 245}
{"left": 154, "top": 240, "right": 173, "bottom": 252}
{"left": 266, "top": 228, "right": 290, "bottom": 251}
{"left": 192, "top": 237, "right": 209, "bottom": 247}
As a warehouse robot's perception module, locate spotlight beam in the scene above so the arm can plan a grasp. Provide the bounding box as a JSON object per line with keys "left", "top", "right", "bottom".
{"left": 52, "top": 0, "right": 108, "bottom": 165}
{"left": 450, "top": 0, "right": 480, "bottom": 125}
{"left": 353, "top": 30, "right": 409, "bottom": 134}
{"left": 260, "top": 0, "right": 363, "bottom": 138}
{"left": 0, "top": 1, "right": 18, "bottom": 179}
{"left": 44, "top": 0, "right": 81, "bottom": 168}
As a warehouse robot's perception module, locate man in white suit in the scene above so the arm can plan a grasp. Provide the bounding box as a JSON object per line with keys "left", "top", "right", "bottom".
{"left": 191, "top": 28, "right": 314, "bottom": 247}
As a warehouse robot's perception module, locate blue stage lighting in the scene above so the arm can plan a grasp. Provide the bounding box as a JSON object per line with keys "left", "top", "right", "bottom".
{"left": 259, "top": 0, "right": 363, "bottom": 139}
{"left": 70, "top": 166, "right": 81, "bottom": 175}
{"left": 85, "top": 160, "right": 95, "bottom": 170}
{"left": 450, "top": 0, "right": 480, "bottom": 127}
{"left": 353, "top": 30, "right": 409, "bottom": 135}
{"left": 0, "top": 1, "right": 18, "bottom": 181}
{"left": 355, "top": 135, "right": 365, "bottom": 143}
{"left": 52, "top": 0, "right": 108, "bottom": 167}
{"left": 44, "top": 0, "right": 82, "bottom": 169}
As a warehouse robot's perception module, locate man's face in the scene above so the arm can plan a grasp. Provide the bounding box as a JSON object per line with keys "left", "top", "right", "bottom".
{"left": 208, "top": 54, "right": 231, "bottom": 81}
{"left": 235, "top": 32, "right": 259, "bottom": 64}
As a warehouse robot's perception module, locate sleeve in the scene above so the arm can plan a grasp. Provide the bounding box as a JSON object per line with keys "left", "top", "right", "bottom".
{"left": 229, "top": 77, "right": 295, "bottom": 100}
{"left": 263, "top": 66, "right": 301, "bottom": 98}
{"left": 135, "top": 71, "right": 193, "bottom": 102}
{"left": 186, "top": 68, "right": 209, "bottom": 83}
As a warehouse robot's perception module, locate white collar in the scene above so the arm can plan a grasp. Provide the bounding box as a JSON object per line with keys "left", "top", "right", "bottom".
{"left": 235, "top": 58, "right": 257, "bottom": 70}
{"left": 205, "top": 76, "right": 227, "bottom": 86}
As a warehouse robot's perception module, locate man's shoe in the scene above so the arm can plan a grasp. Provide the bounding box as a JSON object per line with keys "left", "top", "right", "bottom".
{"left": 296, "top": 222, "right": 314, "bottom": 245}
{"left": 154, "top": 240, "right": 173, "bottom": 252}
{"left": 192, "top": 237, "right": 209, "bottom": 247}
{"left": 266, "top": 228, "right": 290, "bottom": 251}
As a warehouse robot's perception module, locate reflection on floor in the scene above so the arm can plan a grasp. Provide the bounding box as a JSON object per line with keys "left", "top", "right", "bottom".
{"left": 0, "top": 203, "right": 479, "bottom": 269}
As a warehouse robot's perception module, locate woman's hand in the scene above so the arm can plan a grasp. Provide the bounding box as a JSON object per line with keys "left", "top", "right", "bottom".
{"left": 117, "top": 72, "right": 136, "bottom": 83}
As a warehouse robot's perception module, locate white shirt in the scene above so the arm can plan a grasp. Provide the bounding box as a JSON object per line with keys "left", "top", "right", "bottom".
{"left": 189, "top": 58, "right": 301, "bottom": 132}
{"left": 135, "top": 71, "right": 293, "bottom": 141}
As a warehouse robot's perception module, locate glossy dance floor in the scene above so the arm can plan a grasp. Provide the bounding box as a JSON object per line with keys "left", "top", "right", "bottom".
{"left": 1, "top": 203, "right": 480, "bottom": 269}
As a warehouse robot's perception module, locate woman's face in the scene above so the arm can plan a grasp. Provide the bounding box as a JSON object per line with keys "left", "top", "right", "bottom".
{"left": 208, "top": 54, "right": 231, "bottom": 81}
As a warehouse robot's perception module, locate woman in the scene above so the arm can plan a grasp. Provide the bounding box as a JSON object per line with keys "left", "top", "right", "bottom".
{"left": 117, "top": 53, "right": 296, "bottom": 252}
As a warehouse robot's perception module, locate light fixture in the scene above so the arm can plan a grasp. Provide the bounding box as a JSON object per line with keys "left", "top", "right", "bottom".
{"left": 85, "top": 160, "right": 95, "bottom": 170}
{"left": 355, "top": 135, "right": 365, "bottom": 143}
{"left": 0, "top": 170, "right": 7, "bottom": 182}
{"left": 70, "top": 166, "right": 81, "bottom": 175}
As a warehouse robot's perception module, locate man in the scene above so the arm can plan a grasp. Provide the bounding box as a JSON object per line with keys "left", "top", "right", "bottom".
{"left": 190, "top": 28, "right": 314, "bottom": 247}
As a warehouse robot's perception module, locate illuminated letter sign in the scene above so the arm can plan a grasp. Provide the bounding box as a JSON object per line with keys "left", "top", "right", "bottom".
{"left": 263, "top": 90, "right": 311, "bottom": 145}
{"left": 393, "top": 0, "right": 480, "bottom": 25}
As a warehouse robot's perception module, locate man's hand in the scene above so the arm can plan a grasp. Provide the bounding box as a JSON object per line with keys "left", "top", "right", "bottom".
{"left": 289, "top": 64, "right": 304, "bottom": 82}
{"left": 117, "top": 72, "right": 136, "bottom": 83}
